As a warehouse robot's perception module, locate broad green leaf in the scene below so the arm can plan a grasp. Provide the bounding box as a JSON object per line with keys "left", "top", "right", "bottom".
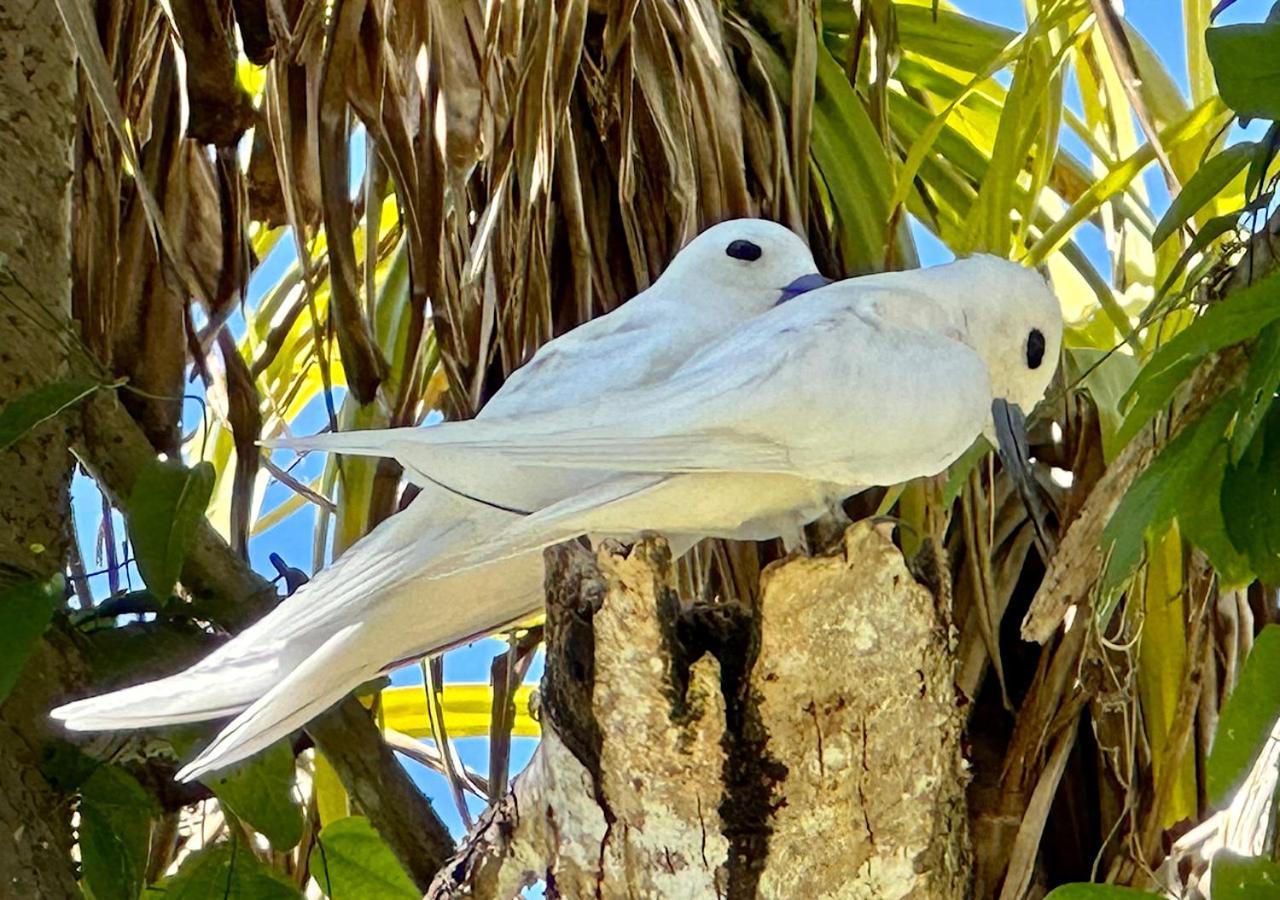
{"left": 149, "top": 840, "right": 301, "bottom": 899}
{"left": 126, "top": 459, "right": 216, "bottom": 599}
{"left": 810, "top": 40, "right": 893, "bottom": 272}
{"left": 1118, "top": 271, "right": 1280, "bottom": 449}
{"left": 0, "top": 575, "right": 62, "bottom": 705}
{"left": 1064, "top": 349, "right": 1140, "bottom": 462}
{"left": 1151, "top": 142, "right": 1256, "bottom": 249}
{"left": 1232, "top": 320, "right": 1280, "bottom": 461}
{"left": 1178, "top": 438, "right": 1252, "bottom": 587}
{"left": 201, "top": 742, "right": 303, "bottom": 849}
{"left": 893, "top": 5, "right": 1015, "bottom": 72}
{"left": 0, "top": 378, "right": 99, "bottom": 453}
{"left": 1099, "top": 395, "right": 1237, "bottom": 612}
{"left": 310, "top": 816, "right": 419, "bottom": 900}
{"left": 1213, "top": 851, "right": 1280, "bottom": 898}
{"left": 1206, "top": 626, "right": 1280, "bottom": 804}
{"left": 1206, "top": 21, "right": 1280, "bottom": 121}
{"left": 1043, "top": 886, "right": 1162, "bottom": 899}
{"left": 79, "top": 765, "right": 157, "bottom": 900}
{"left": 1222, "top": 403, "right": 1280, "bottom": 583}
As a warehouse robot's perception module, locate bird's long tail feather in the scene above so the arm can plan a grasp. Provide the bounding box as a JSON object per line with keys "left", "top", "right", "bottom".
{"left": 50, "top": 658, "right": 275, "bottom": 730}
{"left": 175, "top": 624, "right": 369, "bottom": 781}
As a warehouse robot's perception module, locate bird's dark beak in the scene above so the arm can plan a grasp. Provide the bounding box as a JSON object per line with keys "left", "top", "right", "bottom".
{"left": 776, "top": 273, "right": 832, "bottom": 305}
{"left": 991, "top": 398, "right": 1057, "bottom": 560}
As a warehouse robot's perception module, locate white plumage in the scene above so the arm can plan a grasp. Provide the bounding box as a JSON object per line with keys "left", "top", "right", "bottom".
{"left": 54, "top": 226, "right": 1063, "bottom": 784}
{"left": 51, "top": 219, "right": 828, "bottom": 779}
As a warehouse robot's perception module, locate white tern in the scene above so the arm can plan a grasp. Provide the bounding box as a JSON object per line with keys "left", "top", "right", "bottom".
{"left": 52, "top": 219, "right": 830, "bottom": 777}
{"left": 55, "top": 232, "right": 1063, "bottom": 784}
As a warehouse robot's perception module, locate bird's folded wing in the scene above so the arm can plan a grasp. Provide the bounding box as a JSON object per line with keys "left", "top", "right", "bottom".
{"left": 273, "top": 286, "right": 986, "bottom": 491}
{"left": 420, "top": 474, "right": 671, "bottom": 578}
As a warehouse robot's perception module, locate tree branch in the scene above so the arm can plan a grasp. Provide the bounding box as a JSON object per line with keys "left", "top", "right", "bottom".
{"left": 74, "top": 387, "right": 454, "bottom": 888}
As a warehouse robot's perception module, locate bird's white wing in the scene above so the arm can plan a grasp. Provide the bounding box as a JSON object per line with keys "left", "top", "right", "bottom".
{"left": 405, "top": 299, "right": 995, "bottom": 578}
{"left": 299, "top": 287, "right": 991, "bottom": 486}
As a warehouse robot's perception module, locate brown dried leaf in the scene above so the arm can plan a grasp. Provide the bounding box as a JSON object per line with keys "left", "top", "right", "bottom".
{"left": 170, "top": 0, "right": 256, "bottom": 146}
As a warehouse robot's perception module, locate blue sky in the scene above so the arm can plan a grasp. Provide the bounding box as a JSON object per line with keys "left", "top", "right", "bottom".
{"left": 66, "top": 0, "right": 1276, "bottom": 842}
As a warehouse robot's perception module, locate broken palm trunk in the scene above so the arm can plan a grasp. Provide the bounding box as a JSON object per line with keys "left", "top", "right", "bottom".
{"left": 429, "top": 524, "right": 969, "bottom": 899}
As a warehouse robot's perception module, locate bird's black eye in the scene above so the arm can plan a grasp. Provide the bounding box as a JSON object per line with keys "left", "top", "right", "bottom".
{"left": 1026, "top": 328, "right": 1046, "bottom": 369}
{"left": 726, "top": 239, "right": 762, "bottom": 261}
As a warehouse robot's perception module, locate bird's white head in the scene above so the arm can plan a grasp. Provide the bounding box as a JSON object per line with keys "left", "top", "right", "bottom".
{"left": 941, "top": 255, "right": 1063, "bottom": 416}
{"left": 656, "top": 218, "right": 830, "bottom": 312}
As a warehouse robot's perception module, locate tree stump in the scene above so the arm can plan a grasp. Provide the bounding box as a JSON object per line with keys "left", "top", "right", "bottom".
{"left": 429, "top": 523, "right": 969, "bottom": 899}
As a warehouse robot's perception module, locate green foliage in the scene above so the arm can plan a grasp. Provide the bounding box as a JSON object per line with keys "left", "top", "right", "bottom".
{"left": 0, "top": 575, "right": 62, "bottom": 704}
{"left": 1118, "top": 272, "right": 1280, "bottom": 449}
{"left": 1206, "top": 19, "right": 1280, "bottom": 121}
{"left": 1043, "top": 885, "right": 1162, "bottom": 899}
{"left": 126, "top": 459, "right": 216, "bottom": 599}
{"left": 1222, "top": 404, "right": 1280, "bottom": 582}
{"left": 309, "top": 816, "right": 420, "bottom": 900}
{"left": 0, "top": 378, "right": 99, "bottom": 453}
{"left": 811, "top": 40, "right": 895, "bottom": 273}
{"left": 1207, "top": 626, "right": 1280, "bottom": 804}
{"left": 1212, "top": 852, "right": 1280, "bottom": 898}
{"left": 942, "top": 437, "right": 992, "bottom": 508}
{"left": 78, "top": 764, "right": 157, "bottom": 900}
{"left": 1231, "top": 322, "right": 1280, "bottom": 462}
{"left": 1151, "top": 141, "right": 1256, "bottom": 249}
{"left": 148, "top": 840, "right": 302, "bottom": 899}
{"left": 1063, "top": 349, "right": 1140, "bottom": 462}
{"left": 199, "top": 743, "right": 304, "bottom": 849}
{"left": 1100, "top": 396, "right": 1239, "bottom": 609}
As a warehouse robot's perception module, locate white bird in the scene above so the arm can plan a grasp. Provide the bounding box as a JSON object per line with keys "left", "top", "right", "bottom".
{"left": 166, "top": 255, "right": 1059, "bottom": 781}
{"left": 277, "top": 256, "right": 1064, "bottom": 584}
{"left": 51, "top": 219, "right": 830, "bottom": 777}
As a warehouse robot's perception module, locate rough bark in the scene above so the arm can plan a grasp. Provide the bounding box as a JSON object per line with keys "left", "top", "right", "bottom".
{"left": 429, "top": 525, "right": 970, "bottom": 899}
{"left": 0, "top": 0, "right": 78, "bottom": 893}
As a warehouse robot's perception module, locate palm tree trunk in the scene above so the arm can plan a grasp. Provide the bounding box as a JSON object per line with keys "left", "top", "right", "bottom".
{"left": 0, "top": 0, "right": 79, "bottom": 893}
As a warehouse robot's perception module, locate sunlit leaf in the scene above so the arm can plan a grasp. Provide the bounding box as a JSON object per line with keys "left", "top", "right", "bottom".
{"left": 1118, "top": 272, "right": 1280, "bottom": 449}
{"left": 1027, "top": 97, "right": 1231, "bottom": 264}
{"left": 1207, "top": 627, "right": 1280, "bottom": 804}
{"left": 1206, "top": 20, "right": 1280, "bottom": 120}
{"left": 1151, "top": 142, "right": 1256, "bottom": 249}
{"left": 126, "top": 459, "right": 216, "bottom": 599}
{"left": 379, "top": 682, "right": 539, "bottom": 739}
{"left": 309, "top": 816, "right": 419, "bottom": 900}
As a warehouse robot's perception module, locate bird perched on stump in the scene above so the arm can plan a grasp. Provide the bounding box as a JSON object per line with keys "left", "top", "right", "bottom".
{"left": 53, "top": 220, "right": 1062, "bottom": 783}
